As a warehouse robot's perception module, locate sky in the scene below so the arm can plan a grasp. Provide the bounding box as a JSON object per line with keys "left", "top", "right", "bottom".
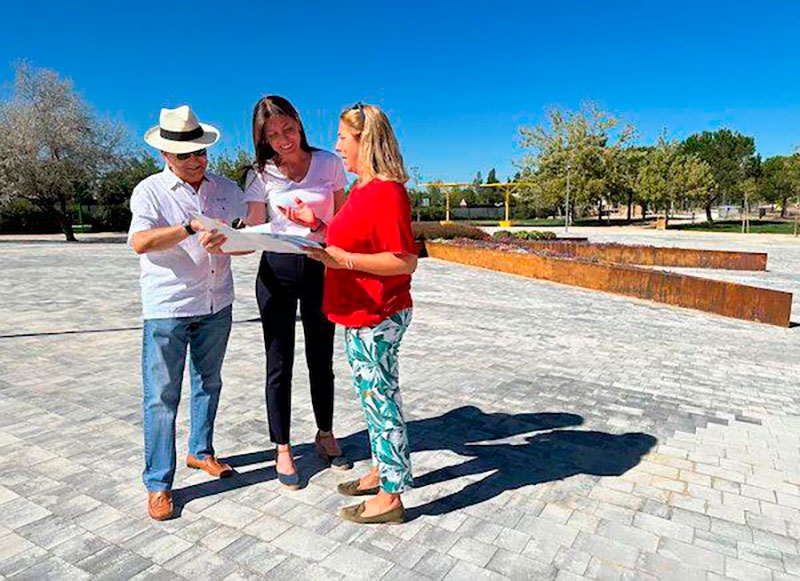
{"left": 2, "top": 0, "right": 800, "bottom": 183}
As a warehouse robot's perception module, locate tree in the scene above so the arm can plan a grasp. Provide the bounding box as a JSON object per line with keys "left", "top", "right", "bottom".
{"left": 486, "top": 168, "right": 499, "bottom": 184}
{"left": 95, "top": 154, "right": 160, "bottom": 231}
{"left": 517, "top": 102, "right": 635, "bottom": 221}
{"left": 637, "top": 135, "right": 715, "bottom": 226}
{"left": 758, "top": 155, "right": 800, "bottom": 218}
{"left": 211, "top": 148, "right": 253, "bottom": 189}
{"left": 606, "top": 146, "right": 650, "bottom": 222}
{"left": 680, "top": 128, "right": 757, "bottom": 222}
{"left": 0, "top": 62, "right": 126, "bottom": 240}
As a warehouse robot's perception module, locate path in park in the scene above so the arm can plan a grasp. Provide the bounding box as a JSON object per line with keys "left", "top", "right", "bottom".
{"left": 0, "top": 229, "right": 799, "bottom": 580}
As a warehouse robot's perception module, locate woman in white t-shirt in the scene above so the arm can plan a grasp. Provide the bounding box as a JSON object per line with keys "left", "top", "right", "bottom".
{"left": 243, "top": 95, "right": 351, "bottom": 489}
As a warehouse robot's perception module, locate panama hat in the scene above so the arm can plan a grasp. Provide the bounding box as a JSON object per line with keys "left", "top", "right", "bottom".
{"left": 144, "top": 105, "right": 220, "bottom": 154}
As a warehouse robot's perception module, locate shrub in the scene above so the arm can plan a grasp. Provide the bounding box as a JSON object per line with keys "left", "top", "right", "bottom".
{"left": 492, "top": 230, "right": 557, "bottom": 241}
{"left": 411, "top": 222, "right": 489, "bottom": 241}
{"left": 0, "top": 199, "right": 61, "bottom": 234}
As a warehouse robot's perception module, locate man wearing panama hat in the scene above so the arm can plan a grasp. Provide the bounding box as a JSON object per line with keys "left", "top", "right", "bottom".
{"left": 129, "top": 105, "right": 244, "bottom": 521}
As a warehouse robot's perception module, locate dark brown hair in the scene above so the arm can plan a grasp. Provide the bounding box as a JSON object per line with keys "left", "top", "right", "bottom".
{"left": 252, "top": 95, "right": 315, "bottom": 171}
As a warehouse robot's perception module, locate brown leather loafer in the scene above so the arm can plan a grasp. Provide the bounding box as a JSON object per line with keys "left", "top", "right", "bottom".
{"left": 339, "top": 501, "right": 405, "bottom": 525}
{"left": 148, "top": 491, "right": 174, "bottom": 521}
{"left": 186, "top": 454, "right": 233, "bottom": 478}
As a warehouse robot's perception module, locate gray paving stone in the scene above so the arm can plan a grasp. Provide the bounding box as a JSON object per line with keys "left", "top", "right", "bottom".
{"left": 0, "top": 546, "right": 49, "bottom": 578}
{"left": 724, "top": 556, "right": 774, "bottom": 581}
{"left": 129, "top": 564, "right": 188, "bottom": 581}
{"left": 271, "top": 526, "right": 339, "bottom": 562}
{"left": 218, "top": 535, "right": 288, "bottom": 574}
{"left": 485, "top": 547, "right": 556, "bottom": 580}
{"left": 2, "top": 232, "right": 800, "bottom": 579}
{"left": 736, "top": 541, "right": 785, "bottom": 571}
{"left": 637, "top": 552, "right": 708, "bottom": 581}
{"left": 75, "top": 544, "right": 151, "bottom": 580}
{"left": 573, "top": 532, "right": 640, "bottom": 570}
{"left": 443, "top": 560, "right": 512, "bottom": 581}
{"left": 448, "top": 536, "right": 498, "bottom": 568}
{"left": 49, "top": 531, "right": 111, "bottom": 564}
{"left": 658, "top": 537, "right": 726, "bottom": 574}
{"left": 124, "top": 528, "right": 194, "bottom": 565}
{"left": 318, "top": 544, "right": 393, "bottom": 579}
{"left": 7, "top": 556, "right": 91, "bottom": 581}
{"left": 413, "top": 550, "right": 458, "bottom": 580}
{"left": 263, "top": 556, "right": 345, "bottom": 581}
{"left": 596, "top": 520, "right": 659, "bottom": 552}
{"left": 162, "top": 544, "right": 238, "bottom": 579}
{"left": 198, "top": 524, "right": 245, "bottom": 552}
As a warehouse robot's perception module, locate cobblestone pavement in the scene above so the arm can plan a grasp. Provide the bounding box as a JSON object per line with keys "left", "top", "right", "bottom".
{"left": 1, "top": 229, "right": 799, "bottom": 580}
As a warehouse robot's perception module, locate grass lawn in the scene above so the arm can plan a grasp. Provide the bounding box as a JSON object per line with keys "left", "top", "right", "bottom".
{"left": 669, "top": 220, "right": 798, "bottom": 235}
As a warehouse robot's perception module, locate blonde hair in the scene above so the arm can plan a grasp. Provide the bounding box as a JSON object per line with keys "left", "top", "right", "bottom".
{"left": 340, "top": 104, "right": 408, "bottom": 183}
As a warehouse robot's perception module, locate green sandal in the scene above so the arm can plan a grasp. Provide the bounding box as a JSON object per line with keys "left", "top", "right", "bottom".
{"left": 339, "top": 502, "right": 405, "bottom": 525}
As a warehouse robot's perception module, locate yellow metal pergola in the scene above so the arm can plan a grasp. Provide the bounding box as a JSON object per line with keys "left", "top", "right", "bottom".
{"left": 420, "top": 182, "right": 537, "bottom": 227}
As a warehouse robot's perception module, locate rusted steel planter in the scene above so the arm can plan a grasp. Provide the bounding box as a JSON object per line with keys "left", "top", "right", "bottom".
{"left": 425, "top": 241, "right": 792, "bottom": 327}
{"left": 517, "top": 241, "right": 767, "bottom": 270}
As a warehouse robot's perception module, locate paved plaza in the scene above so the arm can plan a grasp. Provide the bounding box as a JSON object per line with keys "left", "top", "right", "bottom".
{"left": 1, "top": 228, "right": 799, "bottom": 580}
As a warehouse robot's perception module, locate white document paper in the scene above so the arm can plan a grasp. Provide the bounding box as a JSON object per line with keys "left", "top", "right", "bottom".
{"left": 192, "top": 214, "right": 322, "bottom": 254}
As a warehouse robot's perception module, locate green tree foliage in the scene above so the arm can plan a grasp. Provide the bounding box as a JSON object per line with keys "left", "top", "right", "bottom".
{"left": 680, "top": 128, "right": 757, "bottom": 221}
{"left": 606, "top": 146, "right": 650, "bottom": 221}
{"left": 0, "top": 62, "right": 125, "bottom": 240}
{"left": 758, "top": 155, "right": 800, "bottom": 217}
{"left": 95, "top": 154, "right": 160, "bottom": 231}
{"left": 637, "top": 135, "right": 715, "bottom": 226}
{"left": 486, "top": 168, "right": 499, "bottom": 184}
{"left": 517, "top": 102, "right": 635, "bottom": 220}
{"left": 211, "top": 149, "right": 253, "bottom": 189}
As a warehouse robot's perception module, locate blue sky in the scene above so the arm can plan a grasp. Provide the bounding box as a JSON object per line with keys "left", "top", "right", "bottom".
{"left": 2, "top": 1, "right": 800, "bottom": 182}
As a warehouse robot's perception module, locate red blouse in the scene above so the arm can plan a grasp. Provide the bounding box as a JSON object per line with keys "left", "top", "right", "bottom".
{"left": 323, "top": 179, "right": 417, "bottom": 328}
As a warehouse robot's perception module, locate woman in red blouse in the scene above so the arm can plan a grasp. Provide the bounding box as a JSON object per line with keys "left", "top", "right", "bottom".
{"left": 303, "top": 103, "right": 418, "bottom": 524}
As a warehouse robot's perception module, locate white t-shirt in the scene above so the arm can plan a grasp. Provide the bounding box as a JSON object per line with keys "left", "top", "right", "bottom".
{"left": 243, "top": 149, "right": 347, "bottom": 242}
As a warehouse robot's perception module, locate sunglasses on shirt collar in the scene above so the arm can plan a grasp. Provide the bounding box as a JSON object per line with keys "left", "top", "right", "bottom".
{"left": 175, "top": 148, "right": 207, "bottom": 161}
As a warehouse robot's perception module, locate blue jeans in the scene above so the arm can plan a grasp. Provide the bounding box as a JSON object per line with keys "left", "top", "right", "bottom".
{"left": 142, "top": 306, "right": 232, "bottom": 492}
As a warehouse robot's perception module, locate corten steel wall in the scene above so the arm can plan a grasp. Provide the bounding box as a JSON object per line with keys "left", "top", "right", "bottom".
{"left": 517, "top": 241, "right": 768, "bottom": 270}
{"left": 425, "top": 242, "right": 792, "bottom": 327}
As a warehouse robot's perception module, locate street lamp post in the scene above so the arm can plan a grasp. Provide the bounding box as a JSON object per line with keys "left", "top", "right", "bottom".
{"left": 565, "top": 161, "right": 571, "bottom": 233}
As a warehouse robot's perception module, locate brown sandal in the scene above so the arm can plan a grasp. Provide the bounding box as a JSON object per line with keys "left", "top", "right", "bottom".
{"left": 315, "top": 432, "right": 353, "bottom": 471}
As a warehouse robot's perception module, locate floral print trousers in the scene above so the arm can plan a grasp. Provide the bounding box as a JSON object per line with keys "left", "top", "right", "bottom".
{"left": 344, "top": 308, "right": 413, "bottom": 493}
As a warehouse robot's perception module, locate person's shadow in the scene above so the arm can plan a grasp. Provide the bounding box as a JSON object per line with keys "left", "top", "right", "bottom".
{"left": 171, "top": 405, "right": 656, "bottom": 520}
{"left": 407, "top": 428, "right": 656, "bottom": 518}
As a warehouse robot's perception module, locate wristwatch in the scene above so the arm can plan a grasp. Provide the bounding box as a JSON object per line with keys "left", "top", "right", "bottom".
{"left": 182, "top": 220, "right": 196, "bottom": 236}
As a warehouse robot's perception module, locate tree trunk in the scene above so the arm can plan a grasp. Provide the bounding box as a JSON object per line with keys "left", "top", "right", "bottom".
{"left": 598, "top": 200, "right": 604, "bottom": 224}
{"left": 58, "top": 193, "right": 78, "bottom": 242}
{"left": 626, "top": 192, "right": 633, "bottom": 223}
{"left": 705, "top": 203, "right": 713, "bottom": 223}
{"left": 781, "top": 196, "right": 788, "bottom": 218}
{"left": 641, "top": 200, "right": 648, "bottom": 219}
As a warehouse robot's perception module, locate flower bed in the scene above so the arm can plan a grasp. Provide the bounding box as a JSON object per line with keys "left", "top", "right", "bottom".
{"left": 512, "top": 240, "right": 768, "bottom": 270}
{"left": 424, "top": 239, "right": 792, "bottom": 327}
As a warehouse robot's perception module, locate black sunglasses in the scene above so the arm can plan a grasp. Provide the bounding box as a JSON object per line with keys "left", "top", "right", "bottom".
{"left": 351, "top": 101, "right": 366, "bottom": 123}
{"left": 175, "top": 148, "right": 207, "bottom": 161}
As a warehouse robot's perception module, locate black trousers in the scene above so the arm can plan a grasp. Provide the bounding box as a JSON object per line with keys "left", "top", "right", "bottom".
{"left": 256, "top": 252, "right": 335, "bottom": 444}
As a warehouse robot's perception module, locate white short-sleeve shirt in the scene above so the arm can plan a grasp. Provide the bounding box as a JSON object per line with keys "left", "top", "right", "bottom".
{"left": 242, "top": 149, "right": 347, "bottom": 242}
{"left": 128, "top": 167, "right": 243, "bottom": 320}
